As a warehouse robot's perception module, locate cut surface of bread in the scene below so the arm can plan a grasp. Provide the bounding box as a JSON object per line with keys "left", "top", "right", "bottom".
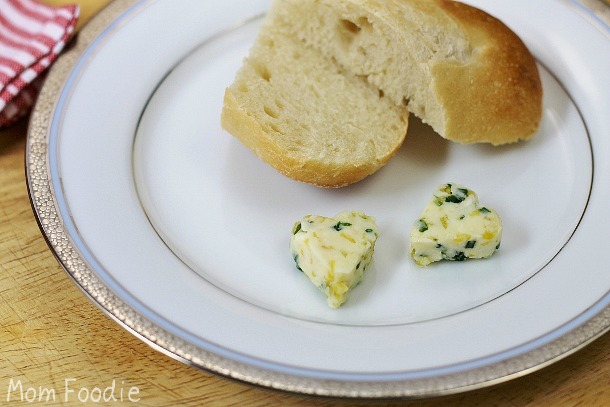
{"left": 221, "top": 15, "right": 408, "bottom": 188}
{"left": 271, "top": 0, "right": 543, "bottom": 145}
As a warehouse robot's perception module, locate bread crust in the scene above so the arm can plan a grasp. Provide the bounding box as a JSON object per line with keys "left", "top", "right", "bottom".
{"left": 221, "top": 0, "right": 542, "bottom": 189}
{"left": 221, "top": 89, "right": 406, "bottom": 188}
{"left": 433, "top": 0, "right": 542, "bottom": 144}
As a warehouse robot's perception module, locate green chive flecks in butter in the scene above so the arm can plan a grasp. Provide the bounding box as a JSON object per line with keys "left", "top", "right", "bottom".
{"left": 409, "top": 183, "right": 502, "bottom": 267}
{"left": 290, "top": 211, "right": 378, "bottom": 308}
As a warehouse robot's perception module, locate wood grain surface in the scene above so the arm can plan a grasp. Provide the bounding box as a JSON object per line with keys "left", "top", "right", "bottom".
{"left": 2, "top": 1, "right": 610, "bottom": 405}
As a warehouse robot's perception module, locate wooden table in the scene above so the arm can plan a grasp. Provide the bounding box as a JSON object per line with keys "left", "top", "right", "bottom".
{"left": 2, "top": 1, "right": 610, "bottom": 405}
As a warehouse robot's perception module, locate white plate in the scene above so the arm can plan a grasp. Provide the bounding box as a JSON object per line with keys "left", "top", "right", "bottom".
{"left": 27, "top": 0, "right": 610, "bottom": 398}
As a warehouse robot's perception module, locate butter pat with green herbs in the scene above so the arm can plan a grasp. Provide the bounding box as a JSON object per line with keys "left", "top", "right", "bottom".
{"left": 409, "top": 183, "right": 502, "bottom": 266}
{"left": 290, "top": 211, "right": 378, "bottom": 308}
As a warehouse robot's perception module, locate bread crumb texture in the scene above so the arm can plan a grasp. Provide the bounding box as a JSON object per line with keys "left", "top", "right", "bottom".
{"left": 221, "top": 4, "right": 408, "bottom": 187}
{"left": 271, "top": 0, "right": 542, "bottom": 145}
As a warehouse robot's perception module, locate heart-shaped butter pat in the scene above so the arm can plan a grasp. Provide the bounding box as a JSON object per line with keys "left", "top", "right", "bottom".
{"left": 409, "top": 183, "right": 502, "bottom": 267}
{"left": 290, "top": 211, "right": 379, "bottom": 308}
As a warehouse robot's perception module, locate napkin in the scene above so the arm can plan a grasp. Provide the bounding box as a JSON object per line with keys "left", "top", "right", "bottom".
{"left": 0, "top": 0, "right": 78, "bottom": 127}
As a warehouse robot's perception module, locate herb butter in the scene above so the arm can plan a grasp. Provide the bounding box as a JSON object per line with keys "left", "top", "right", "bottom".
{"left": 290, "top": 211, "right": 378, "bottom": 308}
{"left": 409, "top": 183, "right": 502, "bottom": 266}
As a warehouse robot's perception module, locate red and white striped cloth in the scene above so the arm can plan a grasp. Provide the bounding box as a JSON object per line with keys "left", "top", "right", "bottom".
{"left": 0, "top": 0, "right": 78, "bottom": 127}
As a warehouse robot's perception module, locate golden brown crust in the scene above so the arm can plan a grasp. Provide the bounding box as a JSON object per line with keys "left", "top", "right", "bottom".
{"left": 433, "top": 0, "right": 543, "bottom": 145}
{"left": 221, "top": 88, "right": 405, "bottom": 188}
{"left": 221, "top": 0, "right": 542, "bottom": 190}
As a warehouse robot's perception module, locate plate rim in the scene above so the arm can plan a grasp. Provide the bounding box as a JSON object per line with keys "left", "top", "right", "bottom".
{"left": 25, "top": 0, "right": 610, "bottom": 398}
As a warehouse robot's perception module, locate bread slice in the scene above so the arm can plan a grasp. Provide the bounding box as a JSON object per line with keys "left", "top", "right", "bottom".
{"left": 221, "top": 15, "right": 409, "bottom": 188}
{"left": 270, "top": 0, "right": 543, "bottom": 145}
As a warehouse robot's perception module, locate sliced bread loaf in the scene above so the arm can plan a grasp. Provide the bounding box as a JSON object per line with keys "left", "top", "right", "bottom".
{"left": 270, "top": 0, "right": 543, "bottom": 145}
{"left": 221, "top": 16, "right": 409, "bottom": 188}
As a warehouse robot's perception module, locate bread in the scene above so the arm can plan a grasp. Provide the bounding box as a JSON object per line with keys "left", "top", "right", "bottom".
{"left": 270, "top": 0, "right": 543, "bottom": 145}
{"left": 221, "top": 14, "right": 409, "bottom": 188}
